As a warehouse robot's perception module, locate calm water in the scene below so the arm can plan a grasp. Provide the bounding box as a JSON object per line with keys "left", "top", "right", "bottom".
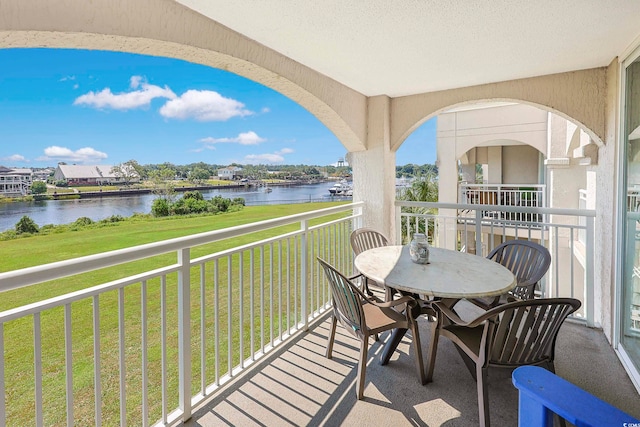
{"left": 0, "top": 182, "right": 349, "bottom": 232}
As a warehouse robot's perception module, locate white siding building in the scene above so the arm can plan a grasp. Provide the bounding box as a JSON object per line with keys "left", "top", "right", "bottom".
{"left": 0, "top": 166, "right": 32, "bottom": 197}
{"left": 217, "top": 166, "right": 242, "bottom": 180}
{"left": 53, "top": 164, "right": 139, "bottom": 186}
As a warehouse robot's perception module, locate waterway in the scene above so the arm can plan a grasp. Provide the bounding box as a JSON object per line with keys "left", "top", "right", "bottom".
{"left": 0, "top": 182, "right": 350, "bottom": 232}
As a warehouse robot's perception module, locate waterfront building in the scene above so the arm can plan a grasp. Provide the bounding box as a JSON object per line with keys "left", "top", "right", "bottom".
{"left": 53, "top": 164, "right": 139, "bottom": 186}
{"left": 0, "top": 166, "right": 32, "bottom": 197}
{"left": 217, "top": 165, "right": 243, "bottom": 180}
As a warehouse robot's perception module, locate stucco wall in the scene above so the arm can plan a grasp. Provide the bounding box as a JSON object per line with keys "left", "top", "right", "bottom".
{"left": 502, "top": 146, "right": 540, "bottom": 184}
{"left": 350, "top": 96, "right": 396, "bottom": 239}
{"left": 599, "top": 59, "right": 620, "bottom": 340}
{"left": 391, "top": 68, "right": 607, "bottom": 151}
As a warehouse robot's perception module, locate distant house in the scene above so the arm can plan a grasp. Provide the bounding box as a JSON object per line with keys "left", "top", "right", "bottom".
{"left": 32, "top": 168, "right": 53, "bottom": 181}
{"left": 217, "top": 166, "right": 243, "bottom": 180}
{"left": 0, "top": 166, "right": 33, "bottom": 197}
{"left": 53, "top": 164, "right": 139, "bottom": 186}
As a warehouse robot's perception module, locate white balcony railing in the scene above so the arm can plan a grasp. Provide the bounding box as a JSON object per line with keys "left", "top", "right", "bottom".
{"left": 396, "top": 201, "right": 596, "bottom": 326}
{"left": 459, "top": 183, "right": 546, "bottom": 222}
{"left": 0, "top": 203, "right": 363, "bottom": 427}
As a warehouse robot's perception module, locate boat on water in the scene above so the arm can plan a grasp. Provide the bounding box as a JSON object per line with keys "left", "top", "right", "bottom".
{"left": 264, "top": 187, "right": 273, "bottom": 193}
{"left": 328, "top": 179, "right": 353, "bottom": 196}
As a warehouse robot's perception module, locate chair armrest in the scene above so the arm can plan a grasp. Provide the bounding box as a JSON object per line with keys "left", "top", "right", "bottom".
{"left": 370, "top": 294, "right": 417, "bottom": 309}
{"left": 433, "top": 301, "right": 469, "bottom": 325}
{"left": 433, "top": 300, "right": 499, "bottom": 328}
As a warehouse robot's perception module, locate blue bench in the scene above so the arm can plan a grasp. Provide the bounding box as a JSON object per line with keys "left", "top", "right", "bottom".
{"left": 512, "top": 366, "right": 640, "bottom": 427}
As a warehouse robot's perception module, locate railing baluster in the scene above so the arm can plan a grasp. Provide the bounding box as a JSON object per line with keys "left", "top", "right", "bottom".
{"left": 93, "top": 295, "right": 102, "bottom": 427}
{"left": 294, "top": 235, "right": 299, "bottom": 329}
{"left": 118, "top": 288, "right": 126, "bottom": 427}
{"left": 285, "top": 238, "right": 290, "bottom": 335}
{"left": 64, "top": 303, "right": 73, "bottom": 427}
{"left": 0, "top": 324, "right": 5, "bottom": 427}
{"left": 570, "top": 229, "right": 575, "bottom": 300}
{"left": 552, "top": 227, "right": 560, "bottom": 297}
{"left": 269, "top": 243, "right": 274, "bottom": 347}
{"left": 214, "top": 260, "right": 219, "bottom": 387}
{"left": 278, "top": 242, "right": 283, "bottom": 341}
{"left": 260, "top": 246, "right": 265, "bottom": 353}
{"left": 227, "top": 255, "right": 233, "bottom": 377}
{"left": 585, "top": 216, "right": 595, "bottom": 326}
{"left": 239, "top": 251, "right": 244, "bottom": 369}
{"left": 160, "top": 276, "right": 168, "bottom": 424}
{"left": 141, "top": 281, "right": 148, "bottom": 427}
{"left": 300, "top": 220, "right": 309, "bottom": 331}
{"left": 200, "top": 265, "right": 206, "bottom": 395}
{"left": 250, "top": 249, "right": 255, "bottom": 361}
{"left": 34, "top": 312, "right": 43, "bottom": 427}
{"left": 177, "top": 248, "right": 192, "bottom": 422}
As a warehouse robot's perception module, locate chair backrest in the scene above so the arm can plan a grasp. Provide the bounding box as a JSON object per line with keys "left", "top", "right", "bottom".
{"left": 317, "top": 258, "right": 365, "bottom": 336}
{"left": 487, "top": 240, "right": 551, "bottom": 299}
{"left": 481, "top": 298, "right": 581, "bottom": 367}
{"left": 350, "top": 228, "right": 389, "bottom": 255}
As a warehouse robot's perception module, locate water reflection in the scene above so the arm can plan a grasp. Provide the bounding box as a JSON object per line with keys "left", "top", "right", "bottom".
{"left": 0, "top": 182, "right": 349, "bottom": 231}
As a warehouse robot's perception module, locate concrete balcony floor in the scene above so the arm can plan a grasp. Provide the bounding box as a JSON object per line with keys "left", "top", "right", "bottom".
{"left": 187, "top": 304, "right": 640, "bottom": 426}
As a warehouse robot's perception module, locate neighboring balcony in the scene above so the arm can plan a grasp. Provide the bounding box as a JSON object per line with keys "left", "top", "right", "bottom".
{"left": 458, "top": 183, "right": 546, "bottom": 223}
{"left": 0, "top": 202, "right": 638, "bottom": 426}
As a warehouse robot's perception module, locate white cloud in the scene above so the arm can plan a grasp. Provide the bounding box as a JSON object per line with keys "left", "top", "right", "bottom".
{"left": 1, "top": 154, "right": 27, "bottom": 162}
{"left": 199, "top": 131, "right": 266, "bottom": 148}
{"left": 244, "top": 153, "right": 285, "bottom": 164}
{"left": 243, "top": 148, "right": 294, "bottom": 165}
{"left": 59, "top": 75, "right": 76, "bottom": 82}
{"left": 37, "top": 146, "right": 108, "bottom": 163}
{"left": 73, "top": 76, "right": 176, "bottom": 110}
{"left": 160, "top": 90, "right": 253, "bottom": 121}
{"left": 129, "top": 75, "right": 143, "bottom": 89}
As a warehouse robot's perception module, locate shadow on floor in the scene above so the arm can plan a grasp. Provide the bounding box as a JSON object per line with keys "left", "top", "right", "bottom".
{"left": 186, "top": 309, "right": 640, "bottom": 426}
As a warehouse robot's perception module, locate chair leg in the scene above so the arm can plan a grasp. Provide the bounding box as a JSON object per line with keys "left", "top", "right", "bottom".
{"left": 477, "top": 365, "right": 490, "bottom": 427}
{"left": 454, "top": 343, "right": 478, "bottom": 381}
{"left": 425, "top": 319, "right": 440, "bottom": 382}
{"left": 364, "top": 279, "right": 374, "bottom": 297}
{"left": 410, "top": 319, "right": 426, "bottom": 385}
{"left": 385, "top": 287, "right": 393, "bottom": 302}
{"left": 326, "top": 314, "right": 337, "bottom": 359}
{"left": 356, "top": 337, "right": 369, "bottom": 400}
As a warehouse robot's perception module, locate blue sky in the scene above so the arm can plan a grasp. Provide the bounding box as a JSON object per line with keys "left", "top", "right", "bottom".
{"left": 0, "top": 48, "right": 436, "bottom": 168}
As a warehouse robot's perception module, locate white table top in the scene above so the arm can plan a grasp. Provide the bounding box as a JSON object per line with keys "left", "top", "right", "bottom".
{"left": 354, "top": 245, "right": 516, "bottom": 299}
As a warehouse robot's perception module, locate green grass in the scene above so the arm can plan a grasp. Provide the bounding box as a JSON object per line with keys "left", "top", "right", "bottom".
{"left": 0, "top": 201, "right": 351, "bottom": 426}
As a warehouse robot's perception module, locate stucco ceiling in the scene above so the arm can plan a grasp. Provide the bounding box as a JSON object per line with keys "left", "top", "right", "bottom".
{"left": 176, "top": 0, "right": 640, "bottom": 97}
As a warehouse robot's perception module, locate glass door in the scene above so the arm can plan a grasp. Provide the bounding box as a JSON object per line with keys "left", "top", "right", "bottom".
{"left": 622, "top": 55, "right": 640, "bottom": 376}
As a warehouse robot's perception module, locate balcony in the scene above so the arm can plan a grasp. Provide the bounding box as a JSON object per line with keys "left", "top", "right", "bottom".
{"left": 458, "top": 184, "right": 546, "bottom": 223}
{"left": 185, "top": 312, "right": 639, "bottom": 426}
{"left": 0, "top": 202, "right": 638, "bottom": 426}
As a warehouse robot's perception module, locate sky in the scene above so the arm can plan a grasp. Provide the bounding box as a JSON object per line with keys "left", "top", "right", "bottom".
{"left": 0, "top": 48, "right": 436, "bottom": 168}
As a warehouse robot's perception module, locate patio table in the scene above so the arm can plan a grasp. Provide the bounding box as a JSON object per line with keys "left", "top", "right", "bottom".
{"left": 354, "top": 245, "right": 516, "bottom": 365}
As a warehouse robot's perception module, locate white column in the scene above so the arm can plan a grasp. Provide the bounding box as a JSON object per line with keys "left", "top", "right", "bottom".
{"left": 437, "top": 132, "right": 458, "bottom": 249}
{"left": 350, "top": 96, "right": 396, "bottom": 240}
{"left": 487, "top": 146, "right": 503, "bottom": 184}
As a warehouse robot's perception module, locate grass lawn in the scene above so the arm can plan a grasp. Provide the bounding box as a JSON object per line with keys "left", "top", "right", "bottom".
{"left": 0, "top": 201, "right": 351, "bottom": 426}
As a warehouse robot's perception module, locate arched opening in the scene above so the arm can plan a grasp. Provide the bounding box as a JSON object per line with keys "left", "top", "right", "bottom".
{"left": 394, "top": 101, "right": 599, "bottom": 322}
{"left": 0, "top": 47, "right": 352, "bottom": 229}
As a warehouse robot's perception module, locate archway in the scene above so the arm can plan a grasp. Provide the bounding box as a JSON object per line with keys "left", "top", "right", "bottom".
{"left": 0, "top": 0, "right": 367, "bottom": 152}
